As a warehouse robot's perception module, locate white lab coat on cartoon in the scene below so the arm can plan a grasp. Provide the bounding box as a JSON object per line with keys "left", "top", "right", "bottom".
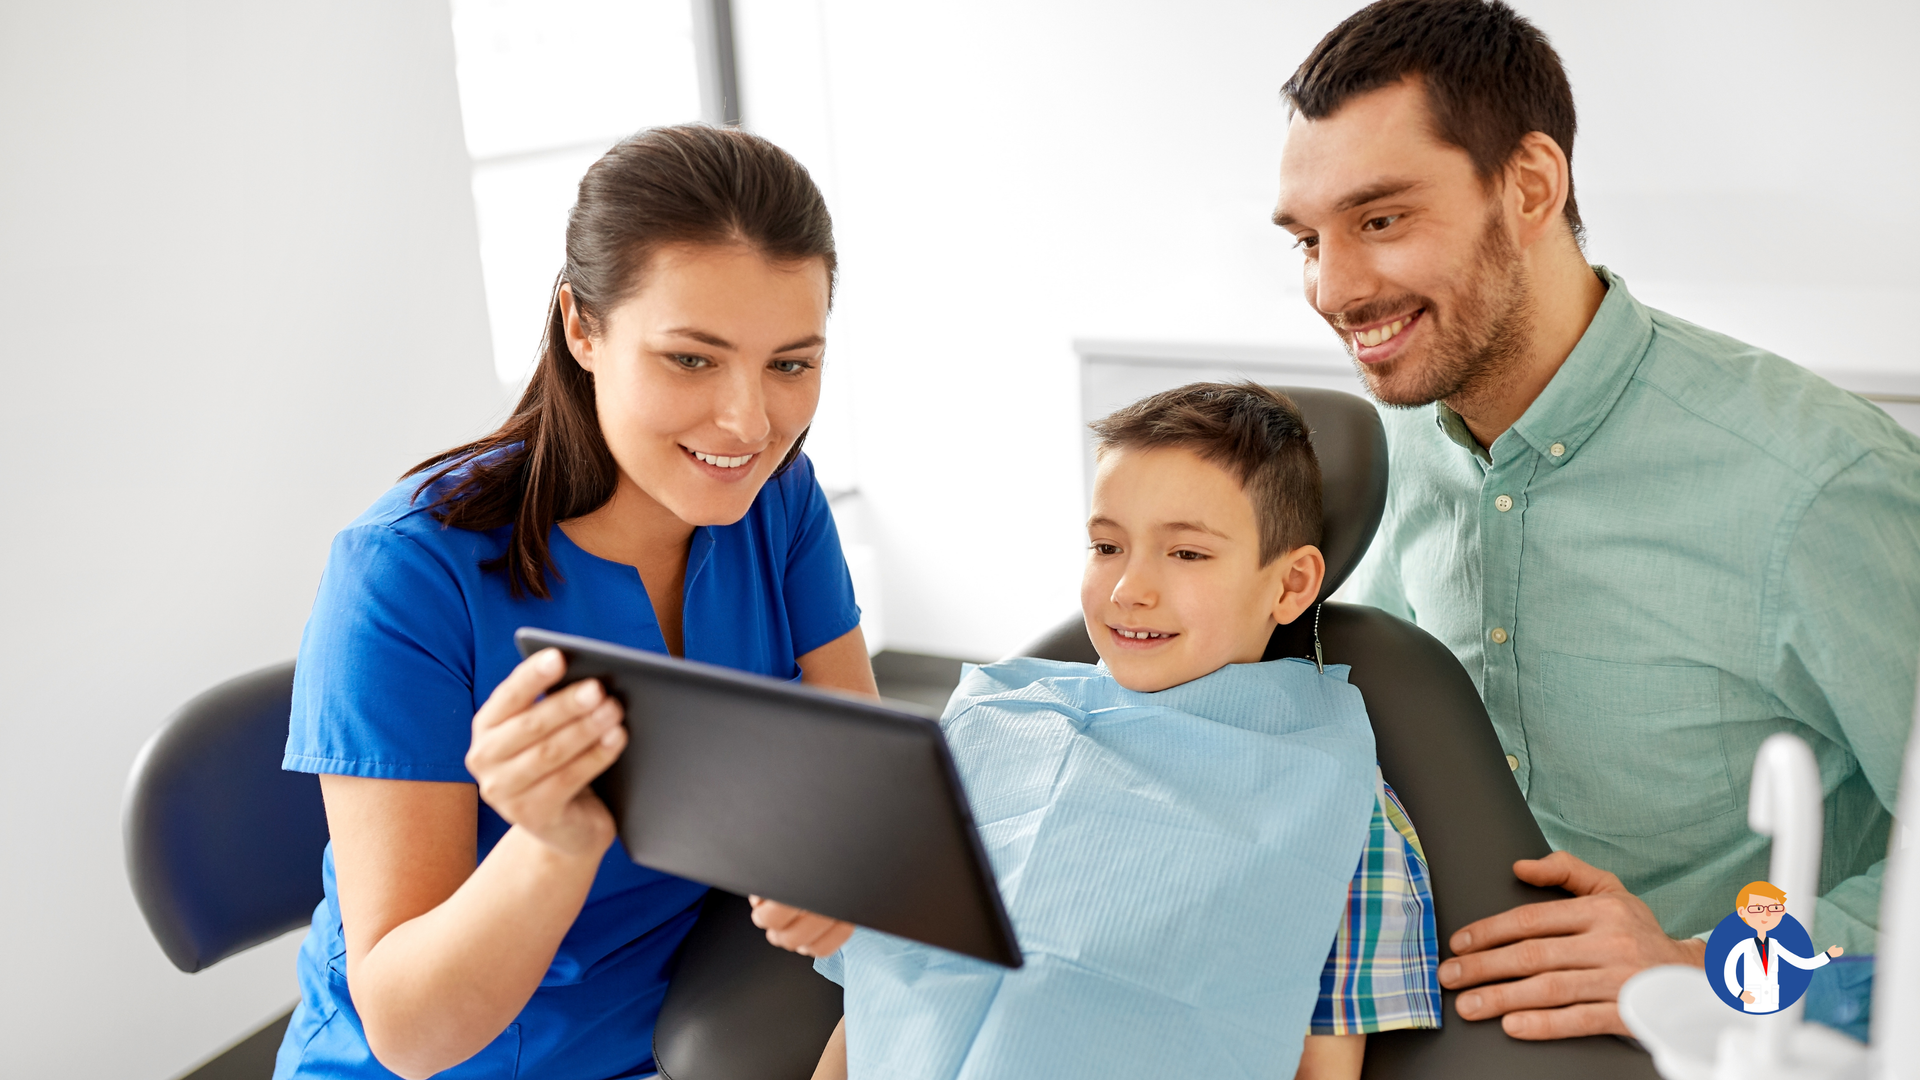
{"left": 1722, "top": 934, "right": 1830, "bottom": 1013}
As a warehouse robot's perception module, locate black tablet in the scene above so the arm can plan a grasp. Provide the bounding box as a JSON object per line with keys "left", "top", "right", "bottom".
{"left": 514, "top": 627, "right": 1021, "bottom": 968}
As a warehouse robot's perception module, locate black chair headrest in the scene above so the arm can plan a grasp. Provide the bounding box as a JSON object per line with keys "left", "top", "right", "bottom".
{"left": 1270, "top": 386, "right": 1389, "bottom": 603}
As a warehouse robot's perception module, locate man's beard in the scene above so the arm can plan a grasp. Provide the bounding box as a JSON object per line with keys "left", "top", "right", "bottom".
{"left": 1345, "top": 208, "right": 1535, "bottom": 411}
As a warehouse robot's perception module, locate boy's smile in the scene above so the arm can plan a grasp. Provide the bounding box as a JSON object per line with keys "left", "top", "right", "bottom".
{"left": 1081, "top": 445, "right": 1323, "bottom": 693}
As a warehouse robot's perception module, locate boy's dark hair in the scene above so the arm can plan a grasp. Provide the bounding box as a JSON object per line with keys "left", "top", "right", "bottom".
{"left": 1090, "top": 382, "right": 1322, "bottom": 565}
{"left": 1282, "top": 0, "right": 1583, "bottom": 240}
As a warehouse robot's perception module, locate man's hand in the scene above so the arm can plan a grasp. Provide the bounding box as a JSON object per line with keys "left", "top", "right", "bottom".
{"left": 749, "top": 896, "right": 856, "bottom": 957}
{"left": 1740, "top": 990, "right": 1756, "bottom": 1004}
{"left": 1440, "top": 851, "right": 1704, "bottom": 1039}
{"left": 1827, "top": 945, "right": 1844, "bottom": 958}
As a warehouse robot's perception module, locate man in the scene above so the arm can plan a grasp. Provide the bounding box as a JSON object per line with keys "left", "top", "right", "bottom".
{"left": 1272, "top": 0, "right": 1920, "bottom": 1042}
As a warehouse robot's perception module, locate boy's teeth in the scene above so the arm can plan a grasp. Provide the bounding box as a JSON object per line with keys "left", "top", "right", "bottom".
{"left": 692, "top": 450, "right": 753, "bottom": 468}
{"left": 1116, "top": 629, "right": 1169, "bottom": 640}
{"left": 1356, "top": 316, "right": 1410, "bottom": 348}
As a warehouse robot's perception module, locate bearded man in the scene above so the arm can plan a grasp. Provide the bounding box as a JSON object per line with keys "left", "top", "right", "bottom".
{"left": 1272, "top": 0, "right": 1920, "bottom": 1043}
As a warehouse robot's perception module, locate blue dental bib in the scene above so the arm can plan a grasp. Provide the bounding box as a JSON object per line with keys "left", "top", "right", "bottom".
{"left": 818, "top": 656, "right": 1376, "bottom": 1079}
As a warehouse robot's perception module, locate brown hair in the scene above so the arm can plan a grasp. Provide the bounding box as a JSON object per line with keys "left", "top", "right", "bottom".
{"left": 406, "top": 124, "right": 836, "bottom": 598}
{"left": 1282, "top": 0, "right": 1584, "bottom": 240}
{"left": 1089, "top": 382, "right": 1322, "bottom": 564}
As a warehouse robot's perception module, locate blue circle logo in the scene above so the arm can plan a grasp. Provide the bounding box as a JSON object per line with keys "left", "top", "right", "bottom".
{"left": 1703, "top": 910, "right": 1816, "bottom": 1014}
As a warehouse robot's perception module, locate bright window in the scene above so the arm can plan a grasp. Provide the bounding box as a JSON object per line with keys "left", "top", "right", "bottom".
{"left": 450, "top": 0, "right": 702, "bottom": 386}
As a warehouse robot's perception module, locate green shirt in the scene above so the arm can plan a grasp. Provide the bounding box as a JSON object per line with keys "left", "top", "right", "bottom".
{"left": 1345, "top": 268, "right": 1920, "bottom": 953}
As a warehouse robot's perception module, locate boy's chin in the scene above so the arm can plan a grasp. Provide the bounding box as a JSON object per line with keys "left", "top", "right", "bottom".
{"left": 1102, "top": 654, "right": 1215, "bottom": 694}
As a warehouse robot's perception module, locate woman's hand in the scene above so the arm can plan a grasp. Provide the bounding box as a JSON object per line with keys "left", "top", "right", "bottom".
{"left": 465, "top": 647, "right": 627, "bottom": 858}
{"left": 749, "top": 896, "right": 856, "bottom": 957}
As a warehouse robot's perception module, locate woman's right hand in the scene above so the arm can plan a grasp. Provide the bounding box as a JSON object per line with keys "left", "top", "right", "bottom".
{"left": 465, "top": 647, "right": 628, "bottom": 858}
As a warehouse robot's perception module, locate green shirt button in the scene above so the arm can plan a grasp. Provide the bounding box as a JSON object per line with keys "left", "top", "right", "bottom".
{"left": 1506, "top": 754, "right": 1519, "bottom": 771}
{"left": 1490, "top": 627, "right": 1509, "bottom": 644}
{"left": 1495, "top": 494, "right": 1514, "bottom": 512}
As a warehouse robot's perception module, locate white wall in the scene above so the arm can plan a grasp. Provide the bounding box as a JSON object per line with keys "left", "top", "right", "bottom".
{"left": 735, "top": 0, "right": 1920, "bottom": 662}
{"left": 0, "top": 1, "right": 503, "bottom": 1075}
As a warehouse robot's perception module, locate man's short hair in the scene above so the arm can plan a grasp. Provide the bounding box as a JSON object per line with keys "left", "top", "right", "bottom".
{"left": 1282, "top": 0, "right": 1583, "bottom": 240}
{"left": 1736, "top": 880, "right": 1786, "bottom": 909}
{"left": 1090, "top": 382, "right": 1322, "bottom": 565}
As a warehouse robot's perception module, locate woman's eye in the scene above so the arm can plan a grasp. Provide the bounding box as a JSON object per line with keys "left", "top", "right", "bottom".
{"left": 770, "top": 358, "right": 816, "bottom": 375}
{"left": 1091, "top": 542, "right": 1121, "bottom": 556}
{"left": 1171, "top": 549, "right": 1208, "bottom": 561}
{"left": 1361, "top": 214, "right": 1402, "bottom": 232}
{"left": 671, "top": 353, "right": 711, "bottom": 369}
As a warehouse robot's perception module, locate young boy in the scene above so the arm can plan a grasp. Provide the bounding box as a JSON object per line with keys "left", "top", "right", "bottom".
{"left": 755, "top": 383, "right": 1440, "bottom": 1079}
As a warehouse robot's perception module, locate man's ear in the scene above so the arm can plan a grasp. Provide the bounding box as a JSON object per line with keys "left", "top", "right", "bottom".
{"left": 559, "top": 282, "right": 597, "bottom": 373}
{"left": 1503, "top": 130, "right": 1572, "bottom": 251}
{"left": 1270, "top": 544, "right": 1327, "bottom": 627}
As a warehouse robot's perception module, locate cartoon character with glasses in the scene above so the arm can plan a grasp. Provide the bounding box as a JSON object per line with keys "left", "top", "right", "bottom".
{"left": 1721, "top": 880, "right": 1844, "bottom": 1013}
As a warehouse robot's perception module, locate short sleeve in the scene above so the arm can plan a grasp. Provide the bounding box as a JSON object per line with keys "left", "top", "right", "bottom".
{"left": 284, "top": 522, "right": 479, "bottom": 782}
{"left": 777, "top": 457, "right": 863, "bottom": 657}
{"left": 1310, "top": 779, "right": 1442, "bottom": 1035}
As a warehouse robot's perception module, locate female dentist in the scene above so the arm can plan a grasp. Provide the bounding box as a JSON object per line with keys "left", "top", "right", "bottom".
{"left": 275, "top": 125, "right": 875, "bottom": 1079}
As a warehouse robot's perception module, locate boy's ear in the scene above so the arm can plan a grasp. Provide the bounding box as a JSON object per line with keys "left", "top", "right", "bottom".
{"left": 1271, "top": 545, "right": 1326, "bottom": 627}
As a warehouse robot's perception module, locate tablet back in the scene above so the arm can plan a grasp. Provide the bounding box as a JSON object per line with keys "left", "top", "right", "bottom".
{"left": 514, "top": 628, "right": 1020, "bottom": 968}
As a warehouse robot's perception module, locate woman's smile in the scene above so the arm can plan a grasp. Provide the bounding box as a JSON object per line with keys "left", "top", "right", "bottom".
{"left": 683, "top": 444, "right": 762, "bottom": 477}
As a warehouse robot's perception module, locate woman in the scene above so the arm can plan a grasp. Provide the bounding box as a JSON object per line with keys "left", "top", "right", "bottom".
{"left": 276, "top": 125, "right": 876, "bottom": 1080}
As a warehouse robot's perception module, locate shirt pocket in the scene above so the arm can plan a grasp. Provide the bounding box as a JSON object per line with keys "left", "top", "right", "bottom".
{"left": 1528, "top": 652, "right": 1731, "bottom": 838}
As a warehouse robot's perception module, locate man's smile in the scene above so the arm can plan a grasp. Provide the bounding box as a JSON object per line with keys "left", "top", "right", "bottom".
{"left": 1344, "top": 308, "right": 1425, "bottom": 364}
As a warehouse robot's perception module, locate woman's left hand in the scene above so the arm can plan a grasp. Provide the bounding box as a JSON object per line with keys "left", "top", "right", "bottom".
{"left": 749, "top": 896, "right": 856, "bottom": 957}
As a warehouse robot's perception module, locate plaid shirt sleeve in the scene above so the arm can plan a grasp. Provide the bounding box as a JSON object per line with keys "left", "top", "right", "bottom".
{"left": 1310, "top": 773, "right": 1443, "bottom": 1035}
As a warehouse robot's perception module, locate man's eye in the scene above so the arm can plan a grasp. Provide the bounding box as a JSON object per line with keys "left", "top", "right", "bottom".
{"left": 671, "top": 354, "right": 711, "bottom": 369}
{"left": 770, "top": 358, "right": 816, "bottom": 374}
{"left": 1361, "top": 214, "right": 1402, "bottom": 232}
{"left": 1292, "top": 235, "right": 1319, "bottom": 251}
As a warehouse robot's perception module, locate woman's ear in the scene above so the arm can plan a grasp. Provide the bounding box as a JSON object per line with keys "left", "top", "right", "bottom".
{"left": 1270, "top": 544, "right": 1327, "bottom": 627}
{"left": 559, "top": 282, "right": 597, "bottom": 373}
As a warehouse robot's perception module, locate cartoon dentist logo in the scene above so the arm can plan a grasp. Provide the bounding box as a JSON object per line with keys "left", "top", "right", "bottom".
{"left": 1702, "top": 880, "right": 1843, "bottom": 1014}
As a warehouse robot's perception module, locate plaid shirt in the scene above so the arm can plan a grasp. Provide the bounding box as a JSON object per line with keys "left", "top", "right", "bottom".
{"left": 1311, "top": 774, "right": 1443, "bottom": 1035}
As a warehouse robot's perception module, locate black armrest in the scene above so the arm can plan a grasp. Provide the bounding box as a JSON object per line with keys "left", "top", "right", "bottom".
{"left": 654, "top": 890, "right": 843, "bottom": 1080}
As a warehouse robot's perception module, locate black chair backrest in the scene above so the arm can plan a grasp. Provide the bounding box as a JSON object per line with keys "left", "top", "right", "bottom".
{"left": 123, "top": 661, "right": 328, "bottom": 973}
{"left": 1288, "top": 385, "right": 1389, "bottom": 602}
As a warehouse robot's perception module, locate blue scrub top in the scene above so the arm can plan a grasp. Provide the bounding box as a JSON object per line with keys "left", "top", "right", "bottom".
{"left": 275, "top": 453, "right": 861, "bottom": 1080}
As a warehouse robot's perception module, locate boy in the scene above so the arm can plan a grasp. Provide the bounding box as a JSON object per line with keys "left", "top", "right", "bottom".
{"left": 756, "top": 383, "right": 1440, "bottom": 1079}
